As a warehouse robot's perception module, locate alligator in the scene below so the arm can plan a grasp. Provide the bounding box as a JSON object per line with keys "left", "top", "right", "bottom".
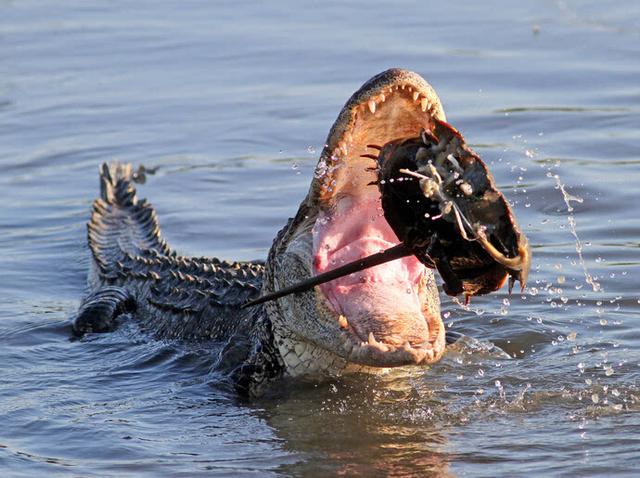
{"left": 73, "top": 69, "right": 477, "bottom": 396}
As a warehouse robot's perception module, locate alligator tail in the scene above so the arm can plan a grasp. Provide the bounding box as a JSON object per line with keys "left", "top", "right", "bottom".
{"left": 88, "top": 162, "right": 171, "bottom": 277}
{"left": 99, "top": 162, "right": 137, "bottom": 205}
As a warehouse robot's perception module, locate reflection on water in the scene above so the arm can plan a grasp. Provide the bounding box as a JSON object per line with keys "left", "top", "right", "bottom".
{"left": 1, "top": 0, "right": 640, "bottom": 476}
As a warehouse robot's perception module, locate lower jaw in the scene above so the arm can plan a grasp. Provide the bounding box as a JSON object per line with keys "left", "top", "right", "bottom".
{"left": 320, "top": 281, "right": 432, "bottom": 345}
{"left": 275, "top": 327, "right": 398, "bottom": 377}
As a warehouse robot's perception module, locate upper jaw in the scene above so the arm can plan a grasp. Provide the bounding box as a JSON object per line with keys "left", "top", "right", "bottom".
{"left": 309, "top": 68, "right": 447, "bottom": 206}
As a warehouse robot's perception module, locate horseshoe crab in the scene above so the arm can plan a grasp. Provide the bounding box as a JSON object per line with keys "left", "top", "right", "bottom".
{"left": 374, "top": 119, "right": 531, "bottom": 300}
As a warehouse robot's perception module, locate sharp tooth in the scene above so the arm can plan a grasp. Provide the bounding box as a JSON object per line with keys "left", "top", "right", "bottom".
{"left": 339, "top": 141, "right": 348, "bottom": 156}
{"left": 367, "top": 332, "right": 389, "bottom": 351}
{"left": 338, "top": 315, "right": 349, "bottom": 329}
{"left": 413, "top": 91, "right": 420, "bottom": 101}
{"left": 346, "top": 133, "right": 353, "bottom": 143}
{"left": 403, "top": 341, "right": 413, "bottom": 351}
{"left": 368, "top": 100, "right": 376, "bottom": 114}
{"left": 400, "top": 84, "right": 405, "bottom": 90}
{"left": 420, "top": 97, "right": 429, "bottom": 112}
{"left": 379, "top": 93, "right": 385, "bottom": 102}
{"left": 332, "top": 147, "right": 341, "bottom": 159}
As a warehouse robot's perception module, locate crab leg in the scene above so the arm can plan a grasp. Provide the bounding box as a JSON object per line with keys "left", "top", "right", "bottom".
{"left": 398, "top": 168, "right": 478, "bottom": 241}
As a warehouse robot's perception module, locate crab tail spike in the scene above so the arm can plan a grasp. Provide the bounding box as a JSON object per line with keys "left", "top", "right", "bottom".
{"left": 508, "top": 275, "right": 516, "bottom": 295}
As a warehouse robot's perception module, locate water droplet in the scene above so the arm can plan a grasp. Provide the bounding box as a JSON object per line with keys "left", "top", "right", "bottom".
{"left": 477, "top": 368, "right": 485, "bottom": 377}
{"left": 600, "top": 319, "right": 608, "bottom": 326}
{"left": 557, "top": 275, "right": 566, "bottom": 284}
{"left": 591, "top": 393, "right": 599, "bottom": 404}
{"left": 567, "top": 331, "right": 577, "bottom": 341}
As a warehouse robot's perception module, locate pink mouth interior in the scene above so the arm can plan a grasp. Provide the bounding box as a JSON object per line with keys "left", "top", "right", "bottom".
{"left": 312, "top": 194, "right": 427, "bottom": 341}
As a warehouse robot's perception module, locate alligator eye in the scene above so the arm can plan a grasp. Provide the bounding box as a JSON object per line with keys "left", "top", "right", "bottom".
{"left": 377, "top": 119, "right": 531, "bottom": 299}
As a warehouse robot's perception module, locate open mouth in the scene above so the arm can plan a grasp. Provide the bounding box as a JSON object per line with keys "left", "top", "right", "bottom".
{"left": 310, "top": 69, "right": 447, "bottom": 366}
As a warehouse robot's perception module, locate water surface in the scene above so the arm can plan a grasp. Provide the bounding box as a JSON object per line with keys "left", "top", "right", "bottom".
{"left": 1, "top": 1, "right": 639, "bottom": 476}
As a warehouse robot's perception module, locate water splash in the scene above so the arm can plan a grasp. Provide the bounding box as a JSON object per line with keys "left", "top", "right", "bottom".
{"left": 452, "top": 296, "right": 485, "bottom": 316}
{"left": 550, "top": 173, "right": 601, "bottom": 293}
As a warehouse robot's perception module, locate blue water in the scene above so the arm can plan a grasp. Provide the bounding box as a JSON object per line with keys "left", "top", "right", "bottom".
{"left": 1, "top": 1, "right": 640, "bottom": 476}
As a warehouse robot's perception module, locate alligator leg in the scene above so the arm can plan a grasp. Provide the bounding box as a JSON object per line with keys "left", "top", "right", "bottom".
{"left": 72, "top": 286, "right": 136, "bottom": 336}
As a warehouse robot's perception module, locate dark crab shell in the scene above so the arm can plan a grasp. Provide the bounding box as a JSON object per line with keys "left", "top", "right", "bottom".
{"left": 376, "top": 119, "right": 531, "bottom": 299}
